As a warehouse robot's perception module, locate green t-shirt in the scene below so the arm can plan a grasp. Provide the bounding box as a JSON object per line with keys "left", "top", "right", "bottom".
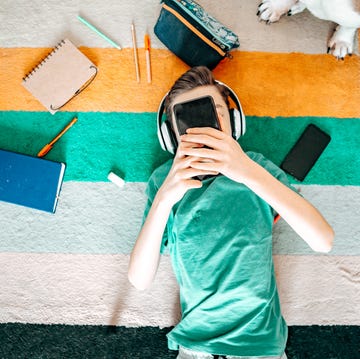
{"left": 144, "top": 152, "right": 294, "bottom": 357}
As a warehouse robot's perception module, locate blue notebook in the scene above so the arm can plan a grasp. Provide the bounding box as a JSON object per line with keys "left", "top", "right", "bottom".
{"left": 0, "top": 149, "right": 66, "bottom": 213}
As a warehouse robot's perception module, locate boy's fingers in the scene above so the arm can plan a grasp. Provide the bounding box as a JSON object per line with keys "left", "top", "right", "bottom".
{"left": 186, "top": 127, "right": 226, "bottom": 139}
{"left": 189, "top": 160, "right": 221, "bottom": 174}
{"left": 181, "top": 135, "right": 219, "bottom": 150}
{"left": 182, "top": 146, "right": 222, "bottom": 161}
{"left": 186, "top": 180, "right": 203, "bottom": 189}
{"left": 177, "top": 165, "right": 218, "bottom": 179}
{"left": 177, "top": 141, "right": 203, "bottom": 157}
{"left": 180, "top": 129, "right": 228, "bottom": 150}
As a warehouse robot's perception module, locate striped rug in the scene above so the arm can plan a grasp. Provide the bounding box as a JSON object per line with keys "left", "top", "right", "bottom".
{"left": 0, "top": 1, "right": 359, "bottom": 358}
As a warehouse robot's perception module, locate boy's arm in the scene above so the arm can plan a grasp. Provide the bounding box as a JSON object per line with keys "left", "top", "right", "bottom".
{"left": 128, "top": 141, "right": 219, "bottom": 290}
{"left": 241, "top": 160, "right": 334, "bottom": 252}
{"left": 182, "top": 127, "right": 334, "bottom": 253}
{"left": 128, "top": 194, "right": 172, "bottom": 290}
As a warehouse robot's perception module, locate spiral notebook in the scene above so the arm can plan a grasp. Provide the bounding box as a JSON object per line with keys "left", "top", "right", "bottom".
{"left": 22, "top": 39, "right": 98, "bottom": 114}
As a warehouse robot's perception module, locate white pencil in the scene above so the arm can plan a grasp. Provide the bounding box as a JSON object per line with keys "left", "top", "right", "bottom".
{"left": 131, "top": 23, "right": 140, "bottom": 83}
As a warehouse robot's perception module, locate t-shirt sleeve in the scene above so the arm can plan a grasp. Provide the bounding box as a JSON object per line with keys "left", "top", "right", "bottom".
{"left": 142, "top": 169, "right": 171, "bottom": 254}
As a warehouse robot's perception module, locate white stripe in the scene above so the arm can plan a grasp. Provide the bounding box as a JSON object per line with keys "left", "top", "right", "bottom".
{"left": 0, "top": 183, "right": 359, "bottom": 255}
{"left": 0, "top": 253, "right": 358, "bottom": 326}
{"left": 1, "top": 0, "right": 334, "bottom": 54}
{"left": 274, "top": 184, "right": 360, "bottom": 255}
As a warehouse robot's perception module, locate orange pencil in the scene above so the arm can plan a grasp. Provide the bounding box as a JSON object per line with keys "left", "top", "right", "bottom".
{"left": 37, "top": 117, "right": 78, "bottom": 157}
{"left": 144, "top": 33, "right": 152, "bottom": 83}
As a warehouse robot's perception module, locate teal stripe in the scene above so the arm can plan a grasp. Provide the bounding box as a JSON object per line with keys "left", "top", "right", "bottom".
{"left": 0, "top": 323, "right": 358, "bottom": 358}
{"left": 0, "top": 111, "right": 170, "bottom": 183}
{"left": 0, "top": 111, "right": 359, "bottom": 185}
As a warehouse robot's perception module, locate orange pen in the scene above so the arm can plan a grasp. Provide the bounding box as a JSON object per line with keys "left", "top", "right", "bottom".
{"left": 144, "top": 33, "right": 152, "bottom": 83}
{"left": 37, "top": 117, "right": 78, "bottom": 157}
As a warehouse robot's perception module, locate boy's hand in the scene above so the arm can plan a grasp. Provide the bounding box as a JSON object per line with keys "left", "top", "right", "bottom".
{"left": 157, "top": 140, "right": 219, "bottom": 207}
{"left": 180, "top": 127, "right": 253, "bottom": 183}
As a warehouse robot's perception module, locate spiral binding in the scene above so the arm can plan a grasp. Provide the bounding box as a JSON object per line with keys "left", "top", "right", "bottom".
{"left": 22, "top": 40, "right": 66, "bottom": 82}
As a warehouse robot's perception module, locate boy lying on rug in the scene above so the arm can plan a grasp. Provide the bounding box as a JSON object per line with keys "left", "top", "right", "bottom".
{"left": 128, "top": 66, "right": 334, "bottom": 359}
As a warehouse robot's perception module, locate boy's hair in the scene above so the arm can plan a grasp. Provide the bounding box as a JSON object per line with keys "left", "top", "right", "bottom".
{"left": 165, "top": 66, "right": 230, "bottom": 120}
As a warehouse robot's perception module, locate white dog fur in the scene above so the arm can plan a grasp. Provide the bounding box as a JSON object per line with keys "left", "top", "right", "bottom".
{"left": 258, "top": 0, "right": 360, "bottom": 59}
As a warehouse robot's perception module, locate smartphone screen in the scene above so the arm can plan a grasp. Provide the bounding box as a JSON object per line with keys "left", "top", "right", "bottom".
{"left": 173, "top": 96, "right": 220, "bottom": 181}
{"left": 280, "top": 124, "right": 331, "bottom": 181}
{"left": 173, "top": 96, "right": 220, "bottom": 137}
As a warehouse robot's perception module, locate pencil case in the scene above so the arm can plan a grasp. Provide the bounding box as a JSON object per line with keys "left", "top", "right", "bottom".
{"left": 154, "top": 0, "right": 240, "bottom": 70}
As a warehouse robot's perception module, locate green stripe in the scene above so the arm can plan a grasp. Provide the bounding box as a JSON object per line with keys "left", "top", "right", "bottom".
{"left": 0, "top": 111, "right": 359, "bottom": 185}
{"left": 0, "top": 323, "right": 358, "bottom": 358}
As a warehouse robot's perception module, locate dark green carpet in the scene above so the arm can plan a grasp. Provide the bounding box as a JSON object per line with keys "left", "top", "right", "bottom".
{"left": 0, "top": 324, "right": 359, "bottom": 359}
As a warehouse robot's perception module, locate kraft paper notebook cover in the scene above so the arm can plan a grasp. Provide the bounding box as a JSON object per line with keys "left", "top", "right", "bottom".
{"left": 22, "top": 38, "right": 97, "bottom": 114}
{"left": 0, "top": 149, "right": 66, "bottom": 213}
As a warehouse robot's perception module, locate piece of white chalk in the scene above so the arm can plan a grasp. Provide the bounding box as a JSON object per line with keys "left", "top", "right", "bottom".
{"left": 108, "top": 172, "right": 125, "bottom": 188}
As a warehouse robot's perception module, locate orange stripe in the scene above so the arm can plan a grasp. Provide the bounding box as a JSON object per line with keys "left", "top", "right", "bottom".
{"left": 162, "top": 3, "right": 226, "bottom": 57}
{"left": 1, "top": 47, "right": 360, "bottom": 118}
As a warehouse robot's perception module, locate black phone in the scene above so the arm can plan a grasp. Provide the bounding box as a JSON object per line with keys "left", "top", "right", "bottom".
{"left": 173, "top": 96, "right": 220, "bottom": 181}
{"left": 280, "top": 124, "right": 331, "bottom": 181}
{"left": 173, "top": 95, "right": 220, "bottom": 136}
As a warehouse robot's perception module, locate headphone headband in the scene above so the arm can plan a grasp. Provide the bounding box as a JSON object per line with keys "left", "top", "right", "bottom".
{"left": 157, "top": 81, "right": 246, "bottom": 154}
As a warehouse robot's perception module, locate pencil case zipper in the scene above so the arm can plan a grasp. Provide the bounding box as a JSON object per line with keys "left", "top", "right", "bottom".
{"left": 163, "top": 0, "right": 239, "bottom": 51}
{"left": 161, "top": 2, "right": 233, "bottom": 58}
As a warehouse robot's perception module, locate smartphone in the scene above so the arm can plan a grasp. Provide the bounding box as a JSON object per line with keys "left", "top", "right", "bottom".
{"left": 280, "top": 124, "right": 331, "bottom": 181}
{"left": 173, "top": 96, "right": 220, "bottom": 181}
{"left": 172, "top": 96, "right": 220, "bottom": 139}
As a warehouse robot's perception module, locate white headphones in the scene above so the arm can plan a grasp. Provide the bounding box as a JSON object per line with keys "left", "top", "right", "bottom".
{"left": 156, "top": 81, "right": 246, "bottom": 154}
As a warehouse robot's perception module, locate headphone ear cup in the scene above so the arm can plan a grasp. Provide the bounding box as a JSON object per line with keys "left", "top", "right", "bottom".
{"left": 157, "top": 92, "right": 178, "bottom": 154}
{"left": 159, "top": 120, "right": 177, "bottom": 154}
{"left": 216, "top": 80, "right": 246, "bottom": 139}
{"left": 229, "top": 108, "right": 245, "bottom": 140}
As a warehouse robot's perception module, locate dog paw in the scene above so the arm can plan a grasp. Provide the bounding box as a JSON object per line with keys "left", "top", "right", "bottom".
{"left": 288, "top": 2, "right": 307, "bottom": 16}
{"left": 257, "top": 0, "right": 297, "bottom": 23}
{"left": 327, "top": 25, "right": 356, "bottom": 59}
